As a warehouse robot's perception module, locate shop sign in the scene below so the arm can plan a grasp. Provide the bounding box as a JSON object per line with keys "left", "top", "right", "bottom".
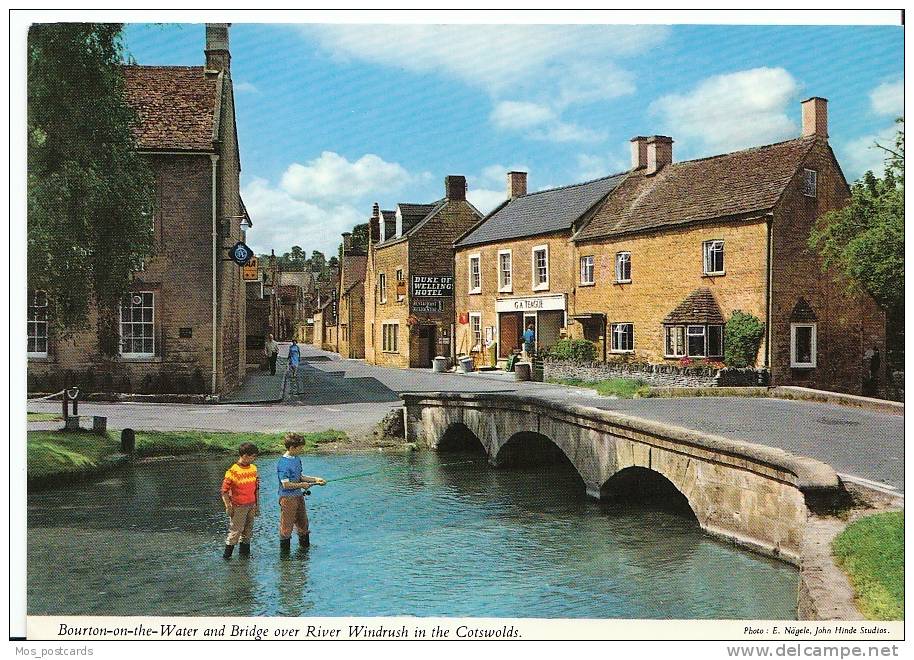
{"left": 412, "top": 299, "right": 443, "bottom": 313}
{"left": 412, "top": 275, "right": 454, "bottom": 297}
{"left": 495, "top": 294, "right": 566, "bottom": 313}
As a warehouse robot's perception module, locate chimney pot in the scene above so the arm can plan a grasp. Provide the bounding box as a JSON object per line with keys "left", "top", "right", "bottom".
{"left": 445, "top": 175, "right": 467, "bottom": 201}
{"left": 507, "top": 171, "right": 527, "bottom": 199}
{"left": 630, "top": 136, "right": 648, "bottom": 170}
{"left": 646, "top": 135, "right": 673, "bottom": 175}
{"left": 205, "top": 23, "right": 231, "bottom": 72}
{"left": 342, "top": 232, "right": 352, "bottom": 254}
{"left": 801, "top": 97, "right": 828, "bottom": 138}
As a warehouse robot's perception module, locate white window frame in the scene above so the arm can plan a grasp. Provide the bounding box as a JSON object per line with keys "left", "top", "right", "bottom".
{"left": 382, "top": 322, "right": 399, "bottom": 353}
{"left": 379, "top": 272, "right": 387, "bottom": 304}
{"left": 395, "top": 267, "right": 405, "bottom": 302}
{"left": 580, "top": 255, "right": 595, "bottom": 286}
{"left": 27, "top": 290, "right": 49, "bottom": 358}
{"left": 802, "top": 168, "right": 818, "bottom": 198}
{"left": 469, "top": 312, "right": 482, "bottom": 352}
{"left": 532, "top": 244, "right": 549, "bottom": 291}
{"left": 702, "top": 240, "right": 725, "bottom": 276}
{"left": 687, "top": 324, "right": 707, "bottom": 358}
{"left": 790, "top": 322, "right": 817, "bottom": 368}
{"left": 664, "top": 326, "right": 686, "bottom": 358}
{"left": 119, "top": 291, "right": 155, "bottom": 358}
{"left": 615, "top": 251, "right": 631, "bottom": 283}
{"left": 468, "top": 253, "right": 482, "bottom": 294}
{"left": 498, "top": 249, "right": 513, "bottom": 293}
{"left": 610, "top": 322, "right": 634, "bottom": 353}
{"left": 707, "top": 324, "right": 724, "bottom": 358}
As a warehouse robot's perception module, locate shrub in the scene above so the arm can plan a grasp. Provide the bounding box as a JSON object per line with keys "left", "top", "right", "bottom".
{"left": 546, "top": 338, "right": 597, "bottom": 362}
{"left": 725, "top": 311, "right": 766, "bottom": 368}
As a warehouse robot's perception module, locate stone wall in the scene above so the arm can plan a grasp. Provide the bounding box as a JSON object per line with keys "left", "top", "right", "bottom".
{"left": 544, "top": 358, "right": 769, "bottom": 388}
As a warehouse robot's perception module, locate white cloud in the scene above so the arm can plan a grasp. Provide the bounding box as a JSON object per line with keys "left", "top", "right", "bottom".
{"left": 837, "top": 124, "right": 898, "bottom": 181}
{"left": 279, "top": 151, "right": 420, "bottom": 203}
{"left": 491, "top": 100, "right": 606, "bottom": 143}
{"left": 576, "top": 152, "right": 629, "bottom": 180}
{"left": 233, "top": 81, "right": 260, "bottom": 95}
{"left": 467, "top": 188, "right": 506, "bottom": 215}
{"left": 649, "top": 67, "right": 800, "bottom": 156}
{"left": 869, "top": 80, "right": 902, "bottom": 117}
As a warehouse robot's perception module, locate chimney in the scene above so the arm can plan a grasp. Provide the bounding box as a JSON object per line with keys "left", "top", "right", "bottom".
{"left": 646, "top": 135, "right": 673, "bottom": 175}
{"left": 445, "top": 175, "right": 467, "bottom": 201}
{"left": 342, "top": 232, "right": 352, "bottom": 255}
{"left": 801, "top": 97, "right": 828, "bottom": 138}
{"left": 369, "top": 203, "right": 381, "bottom": 244}
{"left": 507, "top": 171, "right": 527, "bottom": 199}
{"left": 630, "top": 136, "right": 648, "bottom": 170}
{"left": 205, "top": 23, "right": 231, "bottom": 72}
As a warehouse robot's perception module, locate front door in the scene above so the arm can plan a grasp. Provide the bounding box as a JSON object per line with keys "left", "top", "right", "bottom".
{"left": 499, "top": 312, "right": 521, "bottom": 358}
{"left": 417, "top": 325, "right": 436, "bottom": 367}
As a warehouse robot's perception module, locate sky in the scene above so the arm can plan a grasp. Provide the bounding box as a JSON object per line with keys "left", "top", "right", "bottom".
{"left": 122, "top": 21, "right": 904, "bottom": 257}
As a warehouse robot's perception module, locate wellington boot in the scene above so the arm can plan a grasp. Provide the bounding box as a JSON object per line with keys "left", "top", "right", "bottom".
{"left": 280, "top": 538, "right": 291, "bottom": 556}
{"left": 299, "top": 533, "right": 310, "bottom": 549}
{"left": 239, "top": 542, "right": 251, "bottom": 558}
{"left": 223, "top": 544, "right": 235, "bottom": 560}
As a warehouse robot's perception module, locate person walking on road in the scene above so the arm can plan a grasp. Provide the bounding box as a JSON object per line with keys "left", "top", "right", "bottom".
{"left": 288, "top": 339, "right": 301, "bottom": 378}
{"left": 265, "top": 334, "right": 279, "bottom": 375}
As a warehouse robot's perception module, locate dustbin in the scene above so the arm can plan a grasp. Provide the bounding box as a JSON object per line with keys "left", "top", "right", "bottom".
{"left": 515, "top": 362, "right": 532, "bottom": 381}
{"left": 458, "top": 356, "right": 475, "bottom": 373}
{"left": 432, "top": 356, "right": 449, "bottom": 373}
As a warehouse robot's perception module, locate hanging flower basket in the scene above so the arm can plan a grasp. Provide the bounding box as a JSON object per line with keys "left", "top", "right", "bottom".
{"left": 406, "top": 314, "right": 420, "bottom": 327}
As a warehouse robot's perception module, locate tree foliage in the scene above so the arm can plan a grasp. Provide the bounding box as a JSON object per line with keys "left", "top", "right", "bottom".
{"left": 724, "top": 311, "right": 765, "bottom": 369}
{"left": 28, "top": 23, "right": 156, "bottom": 339}
{"left": 809, "top": 118, "right": 904, "bottom": 314}
{"left": 546, "top": 338, "right": 597, "bottom": 362}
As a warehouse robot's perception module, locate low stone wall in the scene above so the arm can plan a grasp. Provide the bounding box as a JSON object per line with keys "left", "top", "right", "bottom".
{"left": 544, "top": 359, "right": 768, "bottom": 388}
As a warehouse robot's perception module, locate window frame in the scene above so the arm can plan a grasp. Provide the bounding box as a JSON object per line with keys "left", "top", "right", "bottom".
{"left": 615, "top": 251, "right": 632, "bottom": 283}
{"left": 790, "top": 322, "right": 817, "bottom": 368}
{"left": 686, "top": 324, "right": 707, "bottom": 358}
{"left": 119, "top": 291, "right": 156, "bottom": 358}
{"left": 382, "top": 322, "right": 399, "bottom": 353}
{"left": 610, "top": 322, "right": 634, "bottom": 353}
{"left": 702, "top": 240, "right": 725, "bottom": 276}
{"left": 580, "top": 255, "right": 595, "bottom": 286}
{"left": 497, "top": 249, "right": 513, "bottom": 293}
{"left": 664, "top": 325, "right": 686, "bottom": 358}
{"left": 469, "top": 312, "right": 482, "bottom": 352}
{"left": 707, "top": 324, "right": 724, "bottom": 358}
{"left": 468, "top": 253, "right": 482, "bottom": 294}
{"left": 395, "top": 267, "right": 405, "bottom": 302}
{"left": 802, "top": 168, "right": 818, "bottom": 198}
{"left": 532, "top": 244, "right": 549, "bottom": 291}
{"left": 379, "top": 272, "right": 387, "bottom": 304}
{"left": 27, "top": 290, "right": 49, "bottom": 358}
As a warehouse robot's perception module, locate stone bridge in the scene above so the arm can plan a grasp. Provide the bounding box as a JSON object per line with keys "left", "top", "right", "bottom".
{"left": 402, "top": 392, "right": 843, "bottom": 565}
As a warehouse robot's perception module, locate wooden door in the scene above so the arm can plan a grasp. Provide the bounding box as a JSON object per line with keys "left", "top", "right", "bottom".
{"left": 499, "top": 313, "right": 520, "bottom": 358}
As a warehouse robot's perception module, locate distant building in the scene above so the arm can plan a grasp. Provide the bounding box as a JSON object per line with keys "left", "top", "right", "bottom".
{"left": 336, "top": 232, "right": 368, "bottom": 359}
{"left": 364, "top": 176, "right": 482, "bottom": 368}
{"left": 27, "top": 24, "right": 249, "bottom": 395}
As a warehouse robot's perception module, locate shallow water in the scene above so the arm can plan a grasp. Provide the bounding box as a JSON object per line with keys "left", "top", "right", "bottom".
{"left": 28, "top": 452, "right": 798, "bottom": 618}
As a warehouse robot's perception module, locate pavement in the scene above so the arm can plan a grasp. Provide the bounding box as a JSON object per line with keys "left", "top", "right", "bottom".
{"left": 27, "top": 343, "right": 905, "bottom": 493}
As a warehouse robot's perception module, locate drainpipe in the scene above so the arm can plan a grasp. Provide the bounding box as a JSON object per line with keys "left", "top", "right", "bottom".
{"left": 764, "top": 214, "right": 773, "bottom": 371}
{"left": 211, "top": 154, "right": 220, "bottom": 395}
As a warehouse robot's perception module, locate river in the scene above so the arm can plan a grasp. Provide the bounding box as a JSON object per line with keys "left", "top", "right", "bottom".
{"left": 28, "top": 451, "right": 798, "bottom": 618}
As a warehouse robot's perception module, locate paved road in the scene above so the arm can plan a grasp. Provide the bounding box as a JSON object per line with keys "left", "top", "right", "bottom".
{"left": 28, "top": 344, "right": 904, "bottom": 492}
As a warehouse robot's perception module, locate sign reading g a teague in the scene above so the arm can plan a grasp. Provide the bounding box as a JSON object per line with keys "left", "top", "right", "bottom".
{"left": 411, "top": 275, "right": 454, "bottom": 297}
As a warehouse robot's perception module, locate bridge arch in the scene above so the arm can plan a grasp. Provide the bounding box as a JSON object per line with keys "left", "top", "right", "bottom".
{"left": 437, "top": 422, "right": 486, "bottom": 454}
{"left": 600, "top": 466, "right": 698, "bottom": 521}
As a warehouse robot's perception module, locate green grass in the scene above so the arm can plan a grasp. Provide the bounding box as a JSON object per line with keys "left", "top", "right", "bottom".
{"left": 548, "top": 377, "right": 651, "bottom": 399}
{"left": 27, "top": 412, "right": 62, "bottom": 422}
{"left": 833, "top": 511, "right": 904, "bottom": 620}
{"left": 27, "top": 428, "right": 347, "bottom": 481}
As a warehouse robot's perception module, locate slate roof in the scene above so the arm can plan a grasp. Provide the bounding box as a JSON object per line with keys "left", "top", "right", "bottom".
{"left": 456, "top": 173, "right": 626, "bottom": 247}
{"left": 575, "top": 137, "right": 818, "bottom": 241}
{"left": 376, "top": 199, "right": 448, "bottom": 247}
{"left": 341, "top": 254, "right": 367, "bottom": 293}
{"left": 122, "top": 66, "right": 220, "bottom": 151}
{"left": 399, "top": 202, "right": 438, "bottom": 233}
{"left": 663, "top": 288, "right": 725, "bottom": 325}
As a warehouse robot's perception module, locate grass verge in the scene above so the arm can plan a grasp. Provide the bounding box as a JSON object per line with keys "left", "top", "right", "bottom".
{"left": 27, "top": 412, "right": 62, "bottom": 422}
{"left": 27, "top": 428, "right": 347, "bottom": 481}
{"left": 832, "top": 511, "right": 904, "bottom": 620}
{"left": 548, "top": 377, "right": 650, "bottom": 399}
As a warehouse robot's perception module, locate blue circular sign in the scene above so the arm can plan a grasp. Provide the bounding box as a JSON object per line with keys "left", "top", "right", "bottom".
{"left": 229, "top": 241, "right": 254, "bottom": 266}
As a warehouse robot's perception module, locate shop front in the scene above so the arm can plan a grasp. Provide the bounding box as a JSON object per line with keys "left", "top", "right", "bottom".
{"left": 496, "top": 294, "right": 567, "bottom": 359}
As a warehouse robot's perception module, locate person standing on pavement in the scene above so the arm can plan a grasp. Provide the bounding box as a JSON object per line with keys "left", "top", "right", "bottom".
{"left": 522, "top": 323, "right": 536, "bottom": 359}
{"left": 264, "top": 334, "right": 279, "bottom": 375}
{"left": 288, "top": 339, "right": 301, "bottom": 377}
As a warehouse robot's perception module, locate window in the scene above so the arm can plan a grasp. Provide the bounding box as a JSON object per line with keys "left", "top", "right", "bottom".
{"left": 802, "top": 169, "right": 817, "bottom": 198}
{"left": 468, "top": 254, "right": 481, "bottom": 294}
{"left": 341, "top": 325, "right": 349, "bottom": 342}
{"left": 469, "top": 313, "right": 482, "bottom": 351}
{"left": 703, "top": 240, "right": 725, "bottom": 275}
{"left": 120, "top": 291, "right": 155, "bottom": 357}
{"left": 664, "top": 326, "right": 685, "bottom": 358}
{"left": 708, "top": 325, "right": 724, "bottom": 357}
{"left": 382, "top": 322, "right": 399, "bottom": 353}
{"left": 687, "top": 325, "right": 706, "bottom": 357}
{"left": 580, "top": 255, "right": 595, "bottom": 285}
{"left": 615, "top": 251, "right": 631, "bottom": 282}
{"left": 379, "top": 273, "right": 387, "bottom": 303}
{"left": 791, "top": 323, "right": 817, "bottom": 367}
{"left": 27, "top": 290, "right": 48, "bottom": 357}
{"left": 498, "top": 250, "right": 512, "bottom": 292}
{"left": 532, "top": 245, "right": 549, "bottom": 290}
{"left": 396, "top": 268, "right": 405, "bottom": 302}
{"left": 611, "top": 323, "right": 633, "bottom": 353}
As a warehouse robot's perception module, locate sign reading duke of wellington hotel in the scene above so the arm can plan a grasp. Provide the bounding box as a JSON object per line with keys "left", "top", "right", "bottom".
{"left": 411, "top": 275, "right": 453, "bottom": 313}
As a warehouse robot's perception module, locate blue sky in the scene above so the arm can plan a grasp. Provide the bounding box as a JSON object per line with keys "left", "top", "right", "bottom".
{"left": 123, "top": 22, "right": 903, "bottom": 256}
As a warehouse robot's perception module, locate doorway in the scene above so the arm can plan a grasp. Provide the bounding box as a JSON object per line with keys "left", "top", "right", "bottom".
{"left": 499, "top": 312, "right": 521, "bottom": 358}
{"left": 417, "top": 325, "right": 436, "bottom": 367}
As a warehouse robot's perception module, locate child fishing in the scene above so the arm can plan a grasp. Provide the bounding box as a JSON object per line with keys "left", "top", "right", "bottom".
{"left": 277, "top": 433, "right": 326, "bottom": 554}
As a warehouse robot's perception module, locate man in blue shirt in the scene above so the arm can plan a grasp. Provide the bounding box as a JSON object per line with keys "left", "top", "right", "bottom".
{"left": 522, "top": 323, "right": 536, "bottom": 358}
{"left": 277, "top": 433, "right": 326, "bottom": 554}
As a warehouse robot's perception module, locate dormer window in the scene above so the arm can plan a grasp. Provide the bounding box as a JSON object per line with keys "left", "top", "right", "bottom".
{"left": 802, "top": 169, "right": 817, "bottom": 197}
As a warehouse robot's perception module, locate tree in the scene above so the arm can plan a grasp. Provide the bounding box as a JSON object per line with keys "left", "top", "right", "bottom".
{"left": 809, "top": 118, "right": 904, "bottom": 314}
{"left": 28, "top": 24, "right": 156, "bottom": 342}
{"left": 309, "top": 250, "right": 326, "bottom": 275}
{"left": 724, "top": 311, "right": 765, "bottom": 369}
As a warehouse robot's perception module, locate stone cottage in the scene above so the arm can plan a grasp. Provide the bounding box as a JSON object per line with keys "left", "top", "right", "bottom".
{"left": 336, "top": 232, "right": 368, "bottom": 359}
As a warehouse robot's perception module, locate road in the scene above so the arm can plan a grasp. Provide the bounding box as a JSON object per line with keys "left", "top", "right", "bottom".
{"left": 28, "top": 344, "right": 905, "bottom": 492}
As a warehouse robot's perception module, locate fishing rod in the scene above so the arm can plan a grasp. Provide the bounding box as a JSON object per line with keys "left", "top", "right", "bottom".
{"left": 323, "top": 459, "right": 479, "bottom": 484}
